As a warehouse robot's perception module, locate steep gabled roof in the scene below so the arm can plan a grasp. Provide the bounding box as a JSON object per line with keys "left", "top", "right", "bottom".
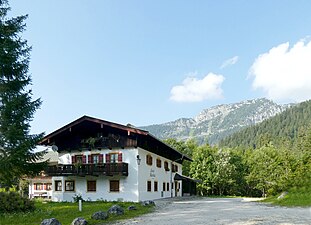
{"left": 40, "top": 115, "right": 148, "bottom": 145}
{"left": 39, "top": 115, "right": 191, "bottom": 162}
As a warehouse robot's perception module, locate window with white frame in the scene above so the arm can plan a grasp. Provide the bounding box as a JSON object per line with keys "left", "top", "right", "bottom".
{"left": 65, "top": 180, "right": 75, "bottom": 191}
{"left": 55, "top": 180, "right": 62, "bottom": 191}
{"left": 92, "top": 154, "right": 99, "bottom": 164}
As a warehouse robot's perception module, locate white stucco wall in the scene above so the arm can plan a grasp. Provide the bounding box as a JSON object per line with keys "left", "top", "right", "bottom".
{"left": 137, "top": 148, "right": 182, "bottom": 201}
{"left": 28, "top": 178, "right": 52, "bottom": 199}
{"left": 52, "top": 148, "right": 139, "bottom": 202}
{"left": 50, "top": 147, "right": 182, "bottom": 202}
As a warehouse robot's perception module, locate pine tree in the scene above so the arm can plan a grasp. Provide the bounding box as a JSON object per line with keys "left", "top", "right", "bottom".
{"left": 0, "top": 0, "right": 46, "bottom": 188}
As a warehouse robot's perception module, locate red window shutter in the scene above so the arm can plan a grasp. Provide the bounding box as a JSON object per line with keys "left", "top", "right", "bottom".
{"left": 118, "top": 152, "right": 122, "bottom": 162}
{"left": 105, "top": 154, "right": 110, "bottom": 163}
{"left": 88, "top": 155, "right": 92, "bottom": 164}
{"left": 71, "top": 155, "right": 76, "bottom": 164}
{"left": 43, "top": 184, "right": 46, "bottom": 190}
{"left": 82, "top": 155, "right": 86, "bottom": 164}
{"left": 99, "top": 154, "right": 103, "bottom": 164}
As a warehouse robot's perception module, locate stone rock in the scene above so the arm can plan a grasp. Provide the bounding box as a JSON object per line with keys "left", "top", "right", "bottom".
{"left": 128, "top": 205, "right": 137, "bottom": 211}
{"left": 108, "top": 204, "right": 124, "bottom": 215}
{"left": 91, "top": 211, "right": 109, "bottom": 220}
{"left": 71, "top": 217, "right": 88, "bottom": 225}
{"left": 141, "top": 200, "right": 155, "bottom": 206}
{"left": 40, "top": 218, "right": 62, "bottom": 225}
{"left": 277, "top": 191, "right": 288, "bottom": 200}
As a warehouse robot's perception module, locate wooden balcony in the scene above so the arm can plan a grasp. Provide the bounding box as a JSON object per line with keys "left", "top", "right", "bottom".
{"left": 46, "top": 163, "right": 128, "bottom": 177}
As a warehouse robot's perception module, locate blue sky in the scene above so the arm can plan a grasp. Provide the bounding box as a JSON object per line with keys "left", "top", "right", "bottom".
{"left": 8, "top": 0, "right": 311, "bottom": 135}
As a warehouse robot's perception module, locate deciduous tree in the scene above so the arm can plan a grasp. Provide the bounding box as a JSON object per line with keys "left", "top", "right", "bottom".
{"left": 165, "top": 138, "right": 197, "bottom": 176}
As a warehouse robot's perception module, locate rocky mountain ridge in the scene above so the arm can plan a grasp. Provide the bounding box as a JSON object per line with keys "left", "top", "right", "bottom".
{"left": 140, "top": 98, "right": 293, "bottom": 145}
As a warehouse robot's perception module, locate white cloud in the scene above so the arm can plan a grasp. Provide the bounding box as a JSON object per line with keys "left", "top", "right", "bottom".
{"left": 170, "top": 73, "right": 225, "bottom": 102}
{"left": 250, "top": 38, "right": 311, "bottom": 102}
{"left": 220, "top": 56, "right": 239, "bottom": 69}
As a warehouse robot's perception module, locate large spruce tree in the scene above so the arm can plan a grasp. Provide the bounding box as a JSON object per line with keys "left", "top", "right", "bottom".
{"left": 0, "top": 0, "right": 46, "bottom": 187}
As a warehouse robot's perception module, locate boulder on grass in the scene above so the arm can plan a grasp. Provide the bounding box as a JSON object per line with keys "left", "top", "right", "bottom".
{"left": 141, "top": 200, "right": 155, "bottom": 206}
{"left": 91, "top": 211, "right": 109, "bottom": 220}
{"left": 40, "top": 218, "right": 61, "bottom": 225}
{"left": 128, "top": 205, "right": 137, "bottom": 211}
{"left": 71, "top": 217, "right": 88, "bottom": 225}
{"left": 108, "top": 204, "right": 124, "bottom": 215}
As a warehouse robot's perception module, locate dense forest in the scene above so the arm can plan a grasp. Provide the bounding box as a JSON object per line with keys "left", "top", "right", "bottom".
{"left": 165, "top": 100, "right": 311, "bottom": 197}
{"left": 167, "top": 128, "right": 311, "bottom": 197}
{"left": 218, "top": 100, "right": 311, "bottom": 148}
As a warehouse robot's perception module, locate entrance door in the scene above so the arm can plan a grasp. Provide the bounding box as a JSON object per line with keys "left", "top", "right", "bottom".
{"left": 175, "top": 181, "right": 178, "bottom": 197}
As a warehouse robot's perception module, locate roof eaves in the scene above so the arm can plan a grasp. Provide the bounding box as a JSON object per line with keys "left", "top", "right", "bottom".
{"left": 147, "top": 133, "right": 192, "bottom": 162}
{"left": 39, "top": 115, "right": 149, "bottom": 145}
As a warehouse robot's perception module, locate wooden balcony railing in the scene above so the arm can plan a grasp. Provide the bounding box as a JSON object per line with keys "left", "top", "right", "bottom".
{"left": 46, "top": 163, "right": 128, "bottom": 177}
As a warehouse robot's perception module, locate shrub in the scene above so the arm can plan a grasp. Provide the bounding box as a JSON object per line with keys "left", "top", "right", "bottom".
{"left": 72, "top": 194, "right": 84, "bottom": 203}
{"left": 0, "top": 191, "right": 35, "bottom": 213}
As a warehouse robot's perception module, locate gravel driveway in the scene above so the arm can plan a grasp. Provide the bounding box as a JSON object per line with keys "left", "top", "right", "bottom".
{"left": 114, "top": 197, "right": 311, "bottom": 225}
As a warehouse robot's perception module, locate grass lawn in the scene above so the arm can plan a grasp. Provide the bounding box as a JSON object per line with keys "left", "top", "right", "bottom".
{"left": 262, "top": 186, "right": 311, "bottom": 207}
{"left": 0, "top": 200, "right": 154, "bottom": 225}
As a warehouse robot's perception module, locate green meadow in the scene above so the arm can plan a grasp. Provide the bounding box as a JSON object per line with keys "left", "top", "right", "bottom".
{"left": 0, "top": 200, "right": 154, "bottom": 225}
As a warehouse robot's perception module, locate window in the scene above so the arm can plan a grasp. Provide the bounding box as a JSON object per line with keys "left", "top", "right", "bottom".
{"left": 65, "top": 180, "right": 75, "bottom": 191}
{"left": 76, "top": 155, "right": 83, "bottom": 164}
{"left": 146, "top": 155, "right": 153, "bottom": 166}
{"left": 154, "top": 181, "right": 158, "bottom": 192}
{"left": 106, "top": 152, "right": 122, "bottom": 163}
{"left": 93, "top": 154, "right": 99, "bottom": 164}
{"left": 89, "top": 154, "right": 103, "bottom": 164}
{"left": 167, "top": 182, "right": 169, "bottom": 191}
{"left": 172, "top": 164, "right": 178, "bottom": 172}
{"left": 110, "top": 180, "right": 119, "bottom": 192}
{"left": 72, "top": 155, "right": 87, "bottom": 164}
{"left": 164, "top": 161, "right": 169, "bottom": 171}
{"left": 46, "top": 183, "right": 52, "bottom": 191}
{"left": 156, "top": 158, "right": 161, "bottom": 168}
{"left": 110, "top": 153, "right": 118, "bottom": 163}
{"left": 147, "top": 181, "right": 152, "bottom": 192}
{"left": 55, "top": 180, "right": 62, "bottom": 191}
{"left": 34, "top": 183, "right": 43, "bottom": 190}
{"left": 88, "top": 154, "right": 100, "bottom": 164}
{"left": 87, "top": 180, "right": 96, "bottom": 192}
{"left": 163, "top": 182, "right": 166, "bottom": 192}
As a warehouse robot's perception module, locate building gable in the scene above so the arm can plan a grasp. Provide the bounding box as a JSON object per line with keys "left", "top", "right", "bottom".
{"left": 39, "top": 116, "right": 191, "bottom": 162}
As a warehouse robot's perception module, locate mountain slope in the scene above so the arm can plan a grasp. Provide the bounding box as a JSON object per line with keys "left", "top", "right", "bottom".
{"left": 219, "top": 99, "right": 311, "bottom": 148}
{"left": 140, "top": 98, "right": 291, "bottom": 145}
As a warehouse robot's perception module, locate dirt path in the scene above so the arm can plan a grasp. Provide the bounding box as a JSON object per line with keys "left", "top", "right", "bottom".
{"left": 114, "top": 197, "right": 311, "bottom": 225}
